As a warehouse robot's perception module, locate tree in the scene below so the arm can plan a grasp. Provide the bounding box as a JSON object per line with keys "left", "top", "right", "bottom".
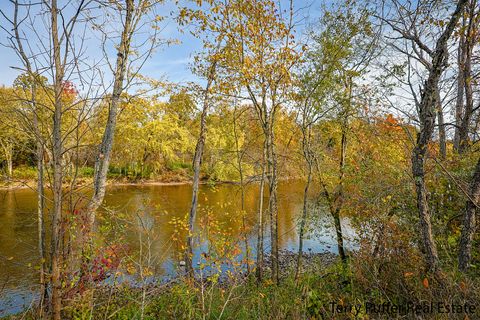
{"left": 0, "top": 87, "right": 27, "bottom": 178}
{"left": 178, "top": 0, "right": 227, "bottom": 279}
{"left": 211, "top": 0, "right": 301, "bottom": 284}
{"left": 458, "top": 157, "right": 480, "bottom": 270}
{"left": 12, "top": 73, "right": 50, "bottom": 314}
{"left": 455, "top": 0, "right": 479, "bottom": 153}
{"left": 295, "top": 1, "right": 377, "bottom": 273}
{"left": 85, "top": 0, "right": 160, "bottom": 246}
{"left": 381, "top": 0, "right": 468, "bottom": 271}
{"left": 410, "top": 0, "right": 466, "bottom": 272}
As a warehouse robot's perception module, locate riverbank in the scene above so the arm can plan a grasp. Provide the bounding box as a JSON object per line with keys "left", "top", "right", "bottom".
{"left": 5, "top": 249, "right": 479, "bottom": 320}
{"left": 0, "top": 165, "right": 195, "bottom": 190}
{"left": 60, "top": 252, "right": 480, "bottom": 320}
{"left": 0, "top": 173, "right": 297, "bottom": 191}
{"left": 0, "top": 176, "right": 194, "bottom": 191}
{"left": 3, "top": 251, "right": 339, "bottom": 320}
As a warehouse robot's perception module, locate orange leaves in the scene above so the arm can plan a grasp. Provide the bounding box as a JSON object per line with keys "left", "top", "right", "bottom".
{"left": 381, "top": 114, "right": 402, "bottom": 132}
{"left": 385, "top": 114, "right": 398, "bottom": 125}
{"left": 422, "top": 277, "right": 429, "bottom": 288}
{"left": 403, "top": 272, "right": 431, "bottom": 290}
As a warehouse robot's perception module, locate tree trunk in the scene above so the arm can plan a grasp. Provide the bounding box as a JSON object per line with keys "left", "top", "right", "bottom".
{"left": 295, "top": 129, "right": 312, "bottom": 281}
{"left": 7, "top": 147, "right": 13, "bottom": 178}
{"left": 410, "top": 0, "right": 467, "bottom": 272}
{"left": 32, "top": 86, "right": 47, "bottom": 314}
{"left": 335, "top": 120, "right": 348, "bottom": 263}
{"left": 233, "top": 106, "right": 250, "bottom": 274}
{"left": 12, "top": 3, "right": 47, "bottom": 312}
{"left": 458, "top": 157, "right": 480, "bottom": 271}
{"left": 185, "top": 108, "right": 207, "bottom": 279}
{"left": 330, "top": 77, "right": 352, "bottom": 264}
{"left": 333, "top": 209, "right": 347, "bottom": 262}
{"left": 36, "top": 138, "right": 47, "bottom": 313}
{"left": 453, "top": 25, "right": 465, "bottom": 152}
{"left": 86, "top": 0, "right": 134, "bottom": 230}
{"left": 50, "top": 1, "right": 64, "bottom": 318}
{"left": 437, "top": 92, "right": 446, "bottom": 160}
{"left": 186, "top": 62, "right": 216, "bottom": 279}
{"left": 266, "top": 125, "right": 279, "bottom": 284}
{"left": 458, "top": 0, "right": 476, "bottom": 154}
{"left": 256, "top": 143, "right": 266, "bottom": 283}
{"left": 1, "top": 141, "right": 13, "bottom": 178}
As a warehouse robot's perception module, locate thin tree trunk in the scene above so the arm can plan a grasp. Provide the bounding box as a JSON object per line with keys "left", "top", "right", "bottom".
{"left": 317, "top": 99, "right": 350, "bottom": 265}
{"left": 186, "top": 61, "right": 216, "bottom": 279}
{"left": 410, "top": 0, "right": 467, "bottom": 272}
{"left": 333, "top": 209, "right": 346, "bottom": 262}
{"left": 33, "top": 87, "right": 47, "bottom": 315}
{"left": 335, "top": 119, "right": 348, "bottom": 263}
{"left": 458, "top": 157, "right": 480, "bottom": 271}
{"left": 437, "top": 92, "right": 446, "bottom": 160}
{"left": 12, "top": 3, "right": 47, "bottom": 312}
{"left": 233, "top": 106, "right": 250, "bottom": 274}
{"left": 330, "top": 77, "right": 352, "bottom": 264}
{"left": 7, "top": 147, "right": 13, "bottom": 178}
{"left": 256, "top": 146, "right": 266, "bottom": 283}
{"left": 453, "top": 24, "right": 465, "bottom": 152}
{"left": 266, "top": 126, "right": 279, "bottom": 284}
{"left": 244, "top": 85, "right": 277, "bottom": 284}
{"left": 36, "top": 143, "right": 47, "bottom": 312}
{"left": 458, "top": 0, "right": 476, "bottom": 154}
{"left": 50, "top": 1, "right": 64, "bottom": 318}
{"left": 295, "top": 130, "right": 312, "bottom": 281}
{"left": 1, "top": 142, "right": 13, "bottom": 178}
{"left": 86, "top": 0, "right": 134, "bottom": 231}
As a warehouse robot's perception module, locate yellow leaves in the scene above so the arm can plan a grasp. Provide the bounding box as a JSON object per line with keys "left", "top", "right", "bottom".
{"left": 142, "top": 267, "right": 154, "bottom": 277}
{"left": 126, "top": 263, "right": 137, "bottom": 275}
{"left": 264, "top": 279, "right": 274, "bottom": 286}
{"left": 382, "top": 195, "right": 392, "bottom": 203}
{"left": 403, "top": 272, "right": 414, "bottom": 278}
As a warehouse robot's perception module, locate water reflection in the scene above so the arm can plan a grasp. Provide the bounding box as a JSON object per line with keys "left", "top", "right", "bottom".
{"left": 0, "top": 180, "right": 354, "bottom": 316}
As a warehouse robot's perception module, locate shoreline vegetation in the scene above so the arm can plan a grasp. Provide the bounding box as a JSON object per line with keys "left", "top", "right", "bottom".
{"left": 1, "top": 0, "right": 480, "bottom": 319}
{"left": 4, "top": 251, "right": 340, "bottom": 319}
{"left": 5, "top": 249, "right": 480, "bottom": 319}
{"left": 0, "top": 167, "right": 298, "bottom": 190}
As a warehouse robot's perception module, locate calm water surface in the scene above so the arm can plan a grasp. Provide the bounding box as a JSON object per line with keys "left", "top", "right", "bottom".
{"left": 0, "top": 180, "right": 354, "bottom": 316}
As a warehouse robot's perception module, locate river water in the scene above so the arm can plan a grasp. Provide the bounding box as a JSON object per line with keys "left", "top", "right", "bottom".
{"left": 0, "top": 180, "right": 354, "bottom": 316}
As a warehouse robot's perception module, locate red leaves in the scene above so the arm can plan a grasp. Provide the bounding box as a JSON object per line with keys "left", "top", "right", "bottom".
{"left": 61, "top": 80, "right": 78, "bottom": 97}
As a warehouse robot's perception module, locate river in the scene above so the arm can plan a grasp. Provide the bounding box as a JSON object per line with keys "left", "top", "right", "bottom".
{"left": 0, "top": 180, "right": 354, "bottom": 316}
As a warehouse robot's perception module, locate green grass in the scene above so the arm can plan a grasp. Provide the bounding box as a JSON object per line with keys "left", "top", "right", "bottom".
{"left": 56, "top": 260, "right": 480, "bottom": 320}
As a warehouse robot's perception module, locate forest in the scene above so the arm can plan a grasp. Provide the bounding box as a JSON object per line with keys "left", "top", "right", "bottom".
{"left": 0, "top": 0, "right": 479, "bottom": 319}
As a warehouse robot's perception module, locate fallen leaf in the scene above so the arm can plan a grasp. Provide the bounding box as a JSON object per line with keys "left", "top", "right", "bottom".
{"left": 422, "top": 278, "right": 429, "bottom": 288}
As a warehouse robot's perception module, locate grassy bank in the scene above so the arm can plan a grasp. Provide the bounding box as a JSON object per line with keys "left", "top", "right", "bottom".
{"left": 4, "top": 251, "right": 479, "bottom": 320}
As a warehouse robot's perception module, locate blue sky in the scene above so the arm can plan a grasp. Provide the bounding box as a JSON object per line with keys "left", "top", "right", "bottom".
{"left": 0, "top": 0, "right": 322, "bottom": 89}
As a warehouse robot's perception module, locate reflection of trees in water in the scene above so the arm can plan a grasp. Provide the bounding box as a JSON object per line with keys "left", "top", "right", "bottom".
{"left": 0, "top": 190, "right": 39, "bottom": 288}
{"left": 0, "top": 181, "right": 349, "bottom": 293}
